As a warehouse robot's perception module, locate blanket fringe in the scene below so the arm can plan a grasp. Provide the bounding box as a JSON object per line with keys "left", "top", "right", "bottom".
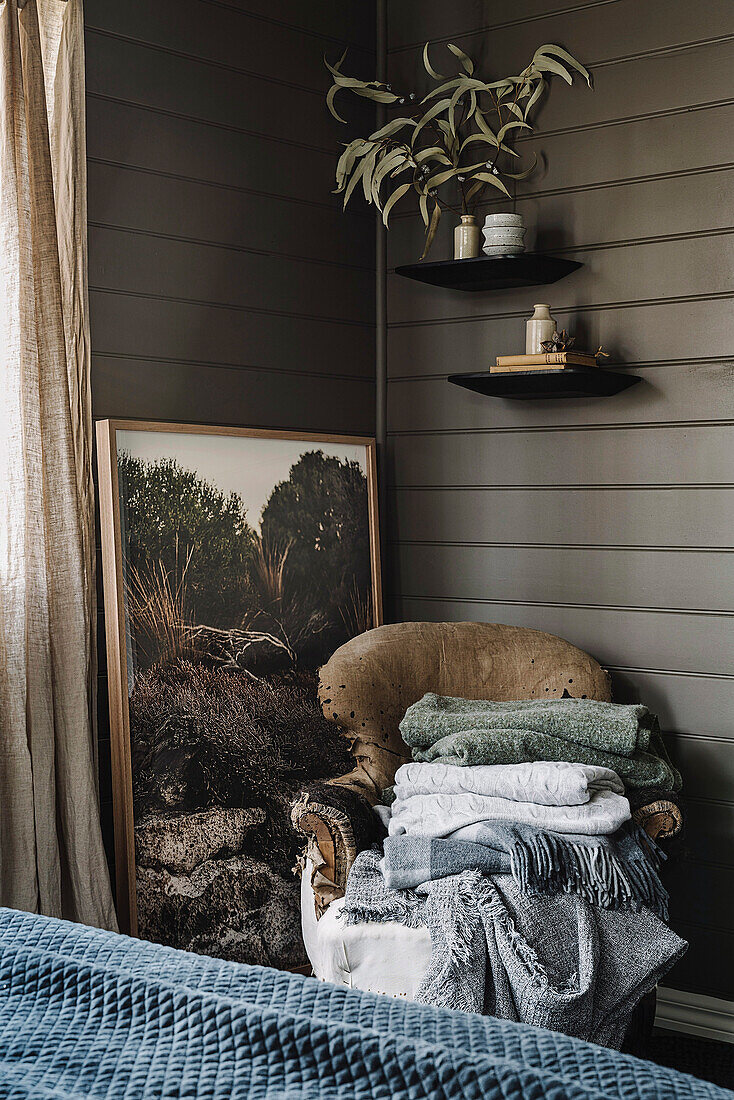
{"left": 509, "top": 828, "right": 669, "bottom": 921}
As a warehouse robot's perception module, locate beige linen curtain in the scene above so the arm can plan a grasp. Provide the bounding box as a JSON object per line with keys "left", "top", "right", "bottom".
{"left": 0, "top": 0, "right": 116, "bottom": 928}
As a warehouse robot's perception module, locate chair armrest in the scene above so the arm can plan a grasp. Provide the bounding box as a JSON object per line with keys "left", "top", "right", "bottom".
{"left": 630, "top": 791, "right": 683, "bottom": 844}
{"left": 291, "top": 781, "right": 386, "bottom": 919}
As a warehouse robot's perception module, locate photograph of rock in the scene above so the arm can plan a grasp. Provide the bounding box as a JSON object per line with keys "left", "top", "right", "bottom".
{"left": 96, "top": 422, "right": 380, "bottom": 971}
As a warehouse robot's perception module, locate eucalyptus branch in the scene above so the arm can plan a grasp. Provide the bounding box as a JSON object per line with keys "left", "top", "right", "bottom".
{"left": 326, "top": 41, "right": 591, "bottom": 257}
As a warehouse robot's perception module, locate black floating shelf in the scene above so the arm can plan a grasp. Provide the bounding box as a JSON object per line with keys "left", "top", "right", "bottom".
{"left": 448, "top": 367, "right": 641, "bottom": 401}
{"left": 395, "top": 253, "right": 582, "bottom": 292}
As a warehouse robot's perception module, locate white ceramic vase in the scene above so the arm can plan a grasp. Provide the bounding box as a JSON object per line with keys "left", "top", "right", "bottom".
{"left": 525, "top": 304, "right": 556, "bottom": 354}
{"left": 482, "top": 212, "right": 526, "bottom": 255}
{"left": 454, "top": 215, "right": 481, "bottom": 259}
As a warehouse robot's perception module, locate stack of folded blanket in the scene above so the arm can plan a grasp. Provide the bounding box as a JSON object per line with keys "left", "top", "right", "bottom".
{"left": 382, "top": 760, "right": 669, "bottom": 917}
{"left": 340, "top": 696, "right": 687, "bottom": 1048}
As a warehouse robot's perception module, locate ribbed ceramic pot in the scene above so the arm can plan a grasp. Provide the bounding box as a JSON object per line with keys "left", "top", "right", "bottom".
{"left": 454, "top": 214, "right": 481, "bottom": 259}
{"left": 482, "top": 212, "right": 526, "bottom": 255}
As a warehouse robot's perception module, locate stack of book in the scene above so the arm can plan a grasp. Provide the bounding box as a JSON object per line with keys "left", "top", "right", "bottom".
{"left": 491, "top": 352, "right": 599, "bottom": 374}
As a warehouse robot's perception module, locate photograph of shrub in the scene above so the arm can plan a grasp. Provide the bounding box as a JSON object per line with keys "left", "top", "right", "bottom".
{"left": 96, "top": 421, "right": 380, "bottom": 970}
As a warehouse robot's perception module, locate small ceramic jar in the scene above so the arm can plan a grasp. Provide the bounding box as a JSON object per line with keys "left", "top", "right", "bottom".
{"left": 482, "top": 212, "right": 526, "bottom": 255}
{"left": 454, "top": 215, "right": 481, "bottom": 259}
{"left": 526, "top": 304, "right": 556, "bottom": 354}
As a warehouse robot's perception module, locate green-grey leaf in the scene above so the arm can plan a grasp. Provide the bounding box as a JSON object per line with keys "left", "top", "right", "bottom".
{"left": 447, "top": 43, "right": 475, "bottom": 75}
{"left": 324, "top": 49, "right": 348, "bottom": 78}
{"left": 334, "top": 139, "right": 373, "bottom": 189}
{"left": 448, "top": 81, "right": 470, "bottom": 122}
{"left": 371, "top": 148, "right": 410, "bottom": 205}
{"left": 413, "top": 97, "right": 453, "bottom": 141}
{"left": 460, "top": 132, "right": 498, "bottom": 153}
{"left": 353, "top": 87, "right": 401, "bottom": 103}
{"left": 474, "top": 109, "right": 499, "bottom": 145}
{"left": 421, "top": 76, "right": 467, "bottom": 103}
{"left": 419, "top": 190, "right": 430, "bottom": 227}
{"left": 361, "top": 148, "right": 380, "bottom": 203}
{"left": 481, "top": 79, "right": 515, "bottom": 92}
{"left": 414, "top": 145, "right": 452, "bottom": 165}
{"left": 502, "top": 153, "right": 538, "bottom": 180}
{"left": 425, "top": 166, "right": 460, "bottom": 189}
{"left": 420, "top": 199, "right": 441, "bottom": 259}
{"left": 342, "top": 157, "right": 368, "bottom": 208}
{"left": 464, "top": 179, "right": 485, "bottom": 204}
{"left": 327, "top": 85, "right": 347, "bottom": 123}
{"left": 423, "top": 42, "right": 444, "bottom": 80}
{"left": 532, "top": 56, "right": 573, "bottom": 84}
{"left": 368, "top": 117, "right": 417, "bottom": 141}
{"left": 423, "top": 75, "right": 491, "bottom": 104}
{"left": 497, "top": 119, "right": 531, "bottom": 142}
{"left": 524, "top": 77, "right": 546, "bottom": 119}
{"left": 466, "top": 171, "right": 511, "bottom": 196}
{"left": 535, "top": 44, "right": 591, "bottom": 86}
{"left": 382, "top": 182, "right": 412, "bottom": 227}
{"left": 330, "top": 74, "right": 371, "bottom": 89}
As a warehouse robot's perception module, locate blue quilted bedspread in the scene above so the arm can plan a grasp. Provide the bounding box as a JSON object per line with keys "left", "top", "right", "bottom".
{"left": 0, "top": 908, "right": 729, "bottom": 1099}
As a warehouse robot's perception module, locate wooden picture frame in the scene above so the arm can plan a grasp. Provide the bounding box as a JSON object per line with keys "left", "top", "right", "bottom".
{"left": 96, "top": 419, "right": 381, "bottom": 953}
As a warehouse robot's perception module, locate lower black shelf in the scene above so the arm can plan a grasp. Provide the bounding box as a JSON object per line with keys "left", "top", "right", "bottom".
{"left": 448, "top": 367, "right": 641, "bottom": 400}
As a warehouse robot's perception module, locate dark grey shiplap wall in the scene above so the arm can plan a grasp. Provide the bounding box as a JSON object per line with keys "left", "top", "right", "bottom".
{"left": 386, "top": 0, "right": 734, "bottom": 1000}
{"left": 85, "top": 0, "right": 377, "bottom": 864}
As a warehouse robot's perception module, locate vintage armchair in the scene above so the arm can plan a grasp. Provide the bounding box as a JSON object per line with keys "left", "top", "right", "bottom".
{"left": 291, "top": 623, "right": 674, "bottom": 1015}
{"left": 291, "top": 619, "right": 613, "bottom": 928}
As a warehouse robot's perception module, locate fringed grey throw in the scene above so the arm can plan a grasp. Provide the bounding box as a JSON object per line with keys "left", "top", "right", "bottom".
{"left": 381, "top": 821, "right": 669, "bottom": 919}
{"left": 340, "top": 850, "right": 686, "bottom": 1048}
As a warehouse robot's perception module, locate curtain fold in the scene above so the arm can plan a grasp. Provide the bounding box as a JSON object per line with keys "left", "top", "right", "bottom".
{"left": 0, "top": 0, "right": 116, "bottom": 929}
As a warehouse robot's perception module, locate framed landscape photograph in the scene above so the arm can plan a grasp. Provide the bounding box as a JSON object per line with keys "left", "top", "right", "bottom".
{"left": 96, "top": 420, "right": 381, "bottom": 970}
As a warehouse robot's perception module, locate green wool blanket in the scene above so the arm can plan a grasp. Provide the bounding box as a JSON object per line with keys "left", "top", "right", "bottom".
{"left": 399, "top": 696, "right": 681, "bottom": 792}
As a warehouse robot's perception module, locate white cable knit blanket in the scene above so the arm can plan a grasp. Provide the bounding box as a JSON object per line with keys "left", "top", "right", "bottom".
{"left": 393, "top": 761, "right": 625, "bottom": 805}
{"left": 388, "top": 761, "right": 631, "bottom": 838}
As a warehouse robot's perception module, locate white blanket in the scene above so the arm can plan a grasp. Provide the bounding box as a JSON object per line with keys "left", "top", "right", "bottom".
{"left": 388, "top": 788, "right": 631, "bottom": 838}
{"left": 393, "top": 761, "right": 624, "bottom": 806}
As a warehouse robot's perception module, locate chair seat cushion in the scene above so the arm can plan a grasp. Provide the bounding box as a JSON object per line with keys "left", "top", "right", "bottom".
{"left": 300, "top": 861, "right": 431, "bottom": 998}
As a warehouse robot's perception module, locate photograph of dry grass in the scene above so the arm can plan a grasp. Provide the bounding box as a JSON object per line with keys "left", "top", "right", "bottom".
{"left": 97, "top": 423, "right": 380, "bottom": 970}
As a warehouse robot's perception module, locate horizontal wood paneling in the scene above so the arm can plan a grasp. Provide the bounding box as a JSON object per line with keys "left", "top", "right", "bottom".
{"left": 392, "top": 543, "right": 734, "bottom": 613}
{"left": 388, "top": 488, "right": 734, "bottom": 550}
{"left": 88, "top": 292, "right": 375, "bottom": 380}
{"left": 667, "top": 862, "right": 734, "bottom": 934}
{"left": 88, "top": 226, "right": 374, "bottom": 325}
{"left": 391, "top": 597, "right": 734, "bottom": 678}
{"left": 388, "top": 363, "right": 734, "bottom": 431}
{"left": 208, "top": 0, "right": 375, "bottom": 48}
{"left": 87, "top": 161, "right": 372, "bottom": 270}
{"left": 91, "top": 358, "right": 375, "bottom": 435}
{"left": 501, "top": 103, "right": 734, "bottom": 195}
{"left": 665, "top": 924, "right": 734, "bottom": 1002}
{"left": 84, "top": 0, "right": 365, "bottom": 92}
{"left": 388, "top": 426, "right": 734, "bottom": 487}
{"left": 388, "top": 0, "right": 619, "bottom": 49}
{"left": 668, "top": 737, "right": 734, "bottom": 804}
{"left": 85, "top": 30, "right": 373, "bottom": 156}
{"left": 682, "top": 801, "right": 734, "bottom": 868}
{"left": 388, "top": 299, "right": 734, "bottom": 377}
{"left": 389, "top": 0, "right": 734, "bottom": 51}
{"left": 86, "top": 99, "right": 340, "bottom": 207}
{"left": 606, "top": 671, "right": 734, "bottom": 741}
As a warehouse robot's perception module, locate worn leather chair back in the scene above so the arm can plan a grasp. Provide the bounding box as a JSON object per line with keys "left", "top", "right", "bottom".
{"left": 319, "top": 621, "right": 611, "bottom": 801}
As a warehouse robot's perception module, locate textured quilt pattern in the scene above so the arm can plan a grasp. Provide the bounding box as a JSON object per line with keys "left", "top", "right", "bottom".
{"left": 0, "top": 908, "right": 729, "bottom": 1099}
